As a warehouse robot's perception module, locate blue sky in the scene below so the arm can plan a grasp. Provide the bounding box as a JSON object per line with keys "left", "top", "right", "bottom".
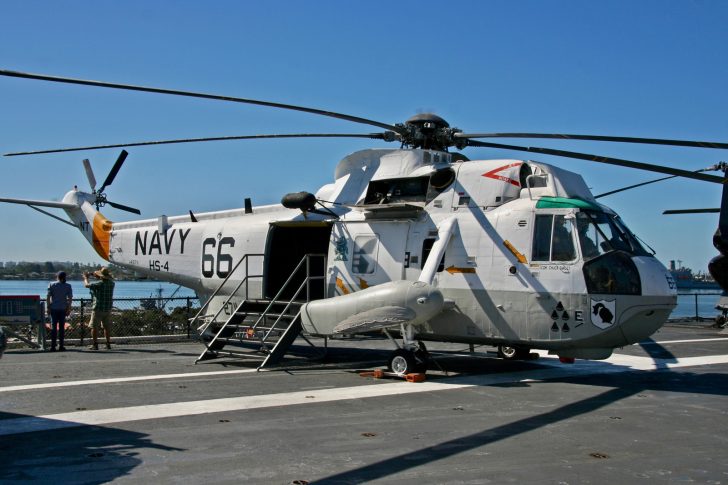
{"left": 1, "top": 0, "right": 727, "bottom": 272}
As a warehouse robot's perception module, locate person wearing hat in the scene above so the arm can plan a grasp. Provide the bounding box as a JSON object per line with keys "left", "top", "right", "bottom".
{"left": 83, "top": 266, "right": 115, "bottom": 350}
{"left": 47, "top": 271, "right": 73, "bottom": 351}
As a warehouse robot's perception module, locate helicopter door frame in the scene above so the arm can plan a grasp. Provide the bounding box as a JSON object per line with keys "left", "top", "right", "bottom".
{"left": 526, "top": 209, "right": 583, "bottom": 340}
{"left": 263, "top": 221, "right": 332, "bottom": 301}
{"left": 404, "top": 222, "right": 447, "bottom": 281}
{"left": 326, "top": 219, "right": 410, "bottom": 296}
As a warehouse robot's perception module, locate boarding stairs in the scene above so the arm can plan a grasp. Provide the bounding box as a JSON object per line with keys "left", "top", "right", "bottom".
{"left": 193, "top": 254, "right": 325, "bottom": 368}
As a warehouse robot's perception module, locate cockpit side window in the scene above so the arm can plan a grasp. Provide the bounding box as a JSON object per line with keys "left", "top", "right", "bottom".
{"left": 576, "top": 211, "right": 651, "bottom": 260}
{"left": 552, "top": 215, "right": 577, "bottom": 261}
{"left": 532, "top": 215, "right": 553, "bottom": 262}
{"left": 532, "top": 214, "right": 577, "bottom": 262}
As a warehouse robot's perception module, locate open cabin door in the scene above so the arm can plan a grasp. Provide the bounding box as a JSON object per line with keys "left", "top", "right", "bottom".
{"left": 264, "top": 222, "right": 332, "bottom": 301}
{"left": 327, "top": 220, "right": 411, "bottom": 296}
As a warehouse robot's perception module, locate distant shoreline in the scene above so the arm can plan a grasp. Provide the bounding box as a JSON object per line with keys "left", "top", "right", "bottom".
{"left": 0, "top": 276, "right": 153, "bottom": 282}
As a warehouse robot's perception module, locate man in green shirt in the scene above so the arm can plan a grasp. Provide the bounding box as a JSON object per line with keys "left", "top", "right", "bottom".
{"left": 84, "top": 266, "right": 116, "bottom": 350}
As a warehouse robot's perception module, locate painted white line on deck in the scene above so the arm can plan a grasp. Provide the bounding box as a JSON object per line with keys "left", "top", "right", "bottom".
{"left": 3, "top": 345, "right": 727, "bottom": 394}
{"left": 607, "top": 353, "right": 728, "bottom": 370}
{"left": 642, "top": 337, "right": 728, "bottom": 345}
{"left": 533, "top": 351, "right": 728, "bottom": 371}
{"left": 2, "top": 352, "right": 728, "bottom": 436}
{"left": 0, "top": 380, "right": 473, "bottom": 436}
{"left": 0, "top": 368, "right": 259, "bottom": 393}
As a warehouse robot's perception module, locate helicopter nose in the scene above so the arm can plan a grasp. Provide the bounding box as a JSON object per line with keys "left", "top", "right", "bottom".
{"left": 617, "top": 257, "right": 677, "bottom": 344}
{"left": 634, "top": 257, "right": 678, "bottom": 297}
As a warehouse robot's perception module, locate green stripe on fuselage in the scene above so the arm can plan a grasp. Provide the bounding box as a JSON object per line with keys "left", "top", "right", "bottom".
{"left": 536, "top": 197, "right": 601, "bottom": 210}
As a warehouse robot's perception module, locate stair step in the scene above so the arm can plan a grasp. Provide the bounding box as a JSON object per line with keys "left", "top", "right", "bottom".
{"left": 235, "top": 312, "right": 297, "bottom": 319}
{"left": 195, "top": 253, "right": 323, "bottom": 366}
{"left": 259, "top": 318, "right": 302, "bottom": 368}
{"left": 212, "top": 349, "right": 269, "bottom": 360}
{"left": 242, "top": 299, "right": 304, "bottom": 307}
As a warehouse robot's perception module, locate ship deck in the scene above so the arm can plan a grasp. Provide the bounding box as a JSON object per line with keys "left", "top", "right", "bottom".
{"left": 1, "top": 323, "right": 727, "bottom": 484}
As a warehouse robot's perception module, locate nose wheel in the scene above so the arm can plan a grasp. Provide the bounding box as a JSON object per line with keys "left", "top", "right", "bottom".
{"left": 388, "top": 348, "right": 428, "bottom": 376}
{"left": 498, "top": 345, "right": 531, "bottom": 360}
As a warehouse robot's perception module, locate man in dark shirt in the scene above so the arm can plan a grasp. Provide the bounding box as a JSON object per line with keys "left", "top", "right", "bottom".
{"left": 84, "top": 267, "right": 115, "bottom": 350}
{"left": 0, "top": 326, "right": 7, "bottom": 359}
{"left": 47, "top": 271, "right": 73, "bottom": 351}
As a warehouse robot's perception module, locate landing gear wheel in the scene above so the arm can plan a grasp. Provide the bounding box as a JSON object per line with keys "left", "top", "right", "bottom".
{"left": 388, "top": 349, "right": 427, "bottom": 376}
{"left": 498, "top": 345, "right": 530, "bottom": 360}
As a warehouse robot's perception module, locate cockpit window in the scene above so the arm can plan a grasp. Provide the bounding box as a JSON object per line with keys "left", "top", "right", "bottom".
{"left": 532, "top": 214, "right": 577, "bottom": 262}
{"left": 612, "top": 215, "right": 650, "bottom": 256}
{"left": 576, "top": 211, "right": 650, "bottom": 260}
{"left": 583, "top": 251, "right": 642, "bottom": 295}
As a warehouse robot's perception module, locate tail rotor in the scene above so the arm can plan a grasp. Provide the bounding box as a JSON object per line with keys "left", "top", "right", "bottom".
{"left": 85, "top": 150, "right": 140, "bottom": 215}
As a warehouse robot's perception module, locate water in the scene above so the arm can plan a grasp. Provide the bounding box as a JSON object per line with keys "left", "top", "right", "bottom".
{"left": 0, "top": 280, "right": 197, "bottom": 300}
{"left": 673, "top": 289, "right": 723, "bottom": 320}
{"left": 0, "top": 281, "right": 720, "bottom": 320}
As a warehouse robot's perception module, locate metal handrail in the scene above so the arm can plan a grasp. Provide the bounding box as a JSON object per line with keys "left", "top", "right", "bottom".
{"left": 250, "top": 254, "right": 326, "bottom": 342}
{"left": 191, "top": 253, "right": 264, "bottom": 335}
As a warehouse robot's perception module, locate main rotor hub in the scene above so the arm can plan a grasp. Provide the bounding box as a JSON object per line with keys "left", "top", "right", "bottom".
{"left": 399, "top": 113, "right": 462, "bottom": 151}
{"left": 405, "top": 113, "right": 450, "bottom": 130}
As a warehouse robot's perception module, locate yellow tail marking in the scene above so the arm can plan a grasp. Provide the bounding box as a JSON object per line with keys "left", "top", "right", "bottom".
{"left": 445, "top": 266, "right": 476, "bottom": 274}
{"left": 92, "top": 212, "right": 113, "bottom": 260}
{"left": 358, "top": 277, "right": 369, "bottom": 289}
{"left": 503, "top": 240, "right": 527, "bottom": 264}
{"left": 336, "top": 277, "right": 350, "bottom": 295}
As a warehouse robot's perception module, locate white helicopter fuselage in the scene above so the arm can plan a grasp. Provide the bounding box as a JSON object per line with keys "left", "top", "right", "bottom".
{"left": 63, "top": 148, "right": 677, "bottom": 360}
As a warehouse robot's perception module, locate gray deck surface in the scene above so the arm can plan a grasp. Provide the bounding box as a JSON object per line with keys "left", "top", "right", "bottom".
{"left": 1, "top": 323, "right": 726, "bottom": 484}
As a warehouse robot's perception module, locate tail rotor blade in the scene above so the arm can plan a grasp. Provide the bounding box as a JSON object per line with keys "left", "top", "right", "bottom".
{"left": 106, "top": 200, "right": 141, "bottom": 215}
{"left": 99, "top": 150, "right": 128, "bottom": 192}
{"left": 82, "top": 158, "right": 97, "bottom": 191}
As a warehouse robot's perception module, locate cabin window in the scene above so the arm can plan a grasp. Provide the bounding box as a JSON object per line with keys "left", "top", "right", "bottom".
{"left": 352, "top": 235, "right": 378, "bottom": 274}
{"left": 532, "top": 214, "right": 577, "bottom": 262}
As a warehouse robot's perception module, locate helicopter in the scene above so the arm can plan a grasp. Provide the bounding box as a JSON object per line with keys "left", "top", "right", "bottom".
{"left": 1, "top": 69, "right": 726, "bottom": 375}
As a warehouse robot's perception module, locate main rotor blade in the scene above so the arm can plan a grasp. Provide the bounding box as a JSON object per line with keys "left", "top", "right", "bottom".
{"left": 465, "top": 140, "right": 726, "bottom": 184}
{"left": 663, "top": 208, "right": 720, "bottom": 214}
{"left": 456, "top": 132, "right": 728, "bottom": 150}
{"left": 4, "top": 133, "right": 393, "bottom": 156}
{"left": 98, "top": 150, "right": 128, "bottom": 193}
{"left": 0, "top": 69, "right": 403, "bottom": 134}
{"left": 82, "top": 158, "right": 97, "bottom": 191}
{"left": 595, "top": 175, "right": 678, "bottom": 199}
{"left": 106, "top": 200, "right": 141, "bottom": 215}
{"left": 595, "top": 166, "right": 718, "bottom": 198}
